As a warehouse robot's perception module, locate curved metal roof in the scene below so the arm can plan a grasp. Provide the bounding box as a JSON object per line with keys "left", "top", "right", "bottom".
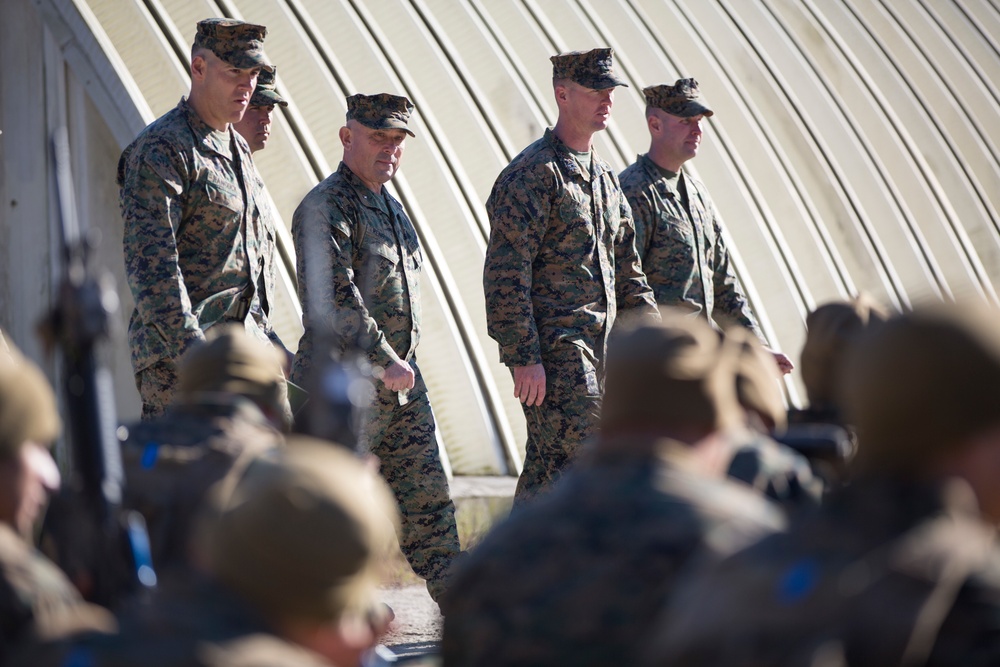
{"left": 37, "top": 0, "right": 1000, "bottom": 474}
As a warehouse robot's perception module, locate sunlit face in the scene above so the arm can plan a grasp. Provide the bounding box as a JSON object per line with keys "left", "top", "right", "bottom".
{"left": 191, "top": 49, "right": 261, "bottom": 131}
{"left": 557, "top": 80, "right": 616, "bottom": 135}
{"left": 0, "top": 442, "right": 60, "bottom": 538}
{"left": 233, "top": 104, "right": 276, "bottom": 152}
{"left": 652, "top": 109, "right": 705, "bottom": 171}
{"left": 340, "top": 121, "right": 408, "bottom": 193}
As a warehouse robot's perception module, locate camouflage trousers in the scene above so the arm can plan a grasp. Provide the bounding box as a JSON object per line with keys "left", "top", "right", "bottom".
{"left": 361, "top": 368, "right": 461, "bottom": 603}
{"left": 514, "top": 345, "right": 603, "bottom": 506}
{"left": 135, "top": 343, "right": 293, "bottom": 426}
{"left": 135, "top": 359, "right": 180, "bottom": 421}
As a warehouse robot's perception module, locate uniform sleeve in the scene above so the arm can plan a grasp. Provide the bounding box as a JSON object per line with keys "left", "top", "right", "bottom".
{"left": 483, "top": 169, "right": 549, "bottom": 367}
{"left": 120, "top": 141, "right": 205, "bottom": 356}
{"left": 290, "top": 195, "right": 399, "bottom": 386}
{"left": 709, "top": 204, "right": 767, "bottom": 343}
{"left": 614, "top": 190, "right": 660, "bottom": 320}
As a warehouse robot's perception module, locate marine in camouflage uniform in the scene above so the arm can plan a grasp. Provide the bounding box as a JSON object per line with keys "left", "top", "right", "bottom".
{"left": 620, "top": 80, "right": 793, "bottom": 373}
{"left": 119, "top": 19, "right": 288, "bottom": 420}
{"left": 39, "top": 439, "right": 400, "bottom": 667}
{"left": 646, "top": 302, "right": 1000, "bottom": 667}
{"left": 484, "top": 48, "right": 658, "bottom": 503}
{"left": 442, "top": 313, "right": 783, "bottom": 667}
{"left": 0, "top": 342, "right": 112, "bottom": 663}
{"left": 290, "top": 94, "right": 460, "bottom": 603}
{"left": 119, "top": 327, "right": 287, "bottom": 572}
{"left": 725, "top": 327, "right": 822, "bottom": 509}
{"left": 233, "top": 65, "right": 288, "bottom": 154}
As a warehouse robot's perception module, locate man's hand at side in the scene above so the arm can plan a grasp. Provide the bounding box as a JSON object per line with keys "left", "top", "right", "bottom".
{"left": 513, "top": 363, "right": 546, "bottom": 407}
{"left": 382, "top": 359, "right": 416, "bottom": 392}
{"left": 764, "top": 348, "right": 794, "bottom": 375}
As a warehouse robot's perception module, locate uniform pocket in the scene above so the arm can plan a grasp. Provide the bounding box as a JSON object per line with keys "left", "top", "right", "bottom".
{"left": 205, "top": 181, "right": 243, "bottom": 214}
{"left": 368, "top": 240, "right": 400, "bottom": 266}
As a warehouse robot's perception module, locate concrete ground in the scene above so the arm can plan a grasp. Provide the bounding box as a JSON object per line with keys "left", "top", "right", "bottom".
{"left": 378, "top": 475, "right": 516, "bottom": 659}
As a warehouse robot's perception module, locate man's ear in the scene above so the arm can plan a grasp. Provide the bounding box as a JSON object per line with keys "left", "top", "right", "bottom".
{"left": 554, "top": 82, "right": 569, "bottom": 104}
{"left": 647, "top": 113, "right": 661, "bottom": 134}
{"left": 339, "top": 125, "right": 352, "bottom": 150}
{"left": 191, "top": 54, "right": 207, "bottom": 82}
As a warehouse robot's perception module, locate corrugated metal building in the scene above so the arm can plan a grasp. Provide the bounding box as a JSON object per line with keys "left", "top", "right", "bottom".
{"left": 3, "top": 0, "right": 999, "bottom": 477}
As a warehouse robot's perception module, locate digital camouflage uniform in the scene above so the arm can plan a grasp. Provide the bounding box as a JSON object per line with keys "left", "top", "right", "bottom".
{"left": 485, "top": 50, "right": 657, "bottom": 503}
{"left": 290, "top": 95, "right": 459, "bottom": 603}
{"left": 118, "top": 20, "right": 285, "bottom": 420}
{"left": 647, "top": 478, "right": 1000, "bottom": 667}
{"left": 120, "top": 396, "right": 284, "bottom": 571}
{"left": 441, "top": 440, "right": 784, "bottom": 667}
{"left": 620, "top": 154, "right": 765, "bottom": 339}
{"left": 620, "top": 80, "right": 766, "bottom": 341}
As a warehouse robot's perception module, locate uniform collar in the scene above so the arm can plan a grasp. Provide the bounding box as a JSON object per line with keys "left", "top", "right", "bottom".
{"left": 338, "top": 161, "right": 391, "bottom": 214}
{"left": 180, "top": 96, "right": 235, "bottom": 160}
{"left": 544, "top": 127, "right": 611, "bottom": 179}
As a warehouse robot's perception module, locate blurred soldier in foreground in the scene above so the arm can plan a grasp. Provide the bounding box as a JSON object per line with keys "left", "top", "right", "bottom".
{"left": 484, "top": 48, "right": 658, "bottom": 504}
{"left": 290, "top": 93, "right": 460, "bottom": 603}
{"left": 233, "top": 66, "right": 288, "bottom": 153}
{"left": 620, "top": 79, "right": 792, "bottom": 374}
{"left": 119, "top": 326, "right": 287, "bottom": 573}
{"left": 119, "top": 19, "right": 289, "bottom": 419}
{"left": 647, "top": 301, "right": 1000, "bottom": 666}
{"left": 441, "top": 311, "right": 783, "bottom": 666}
{"left": 40, "top": 437, "right": 400, "bottom": 667}
{"left": 795, "top": 293, "right": 889, "bottom": 426}
{"left": 782, "top": 293, "right": 890, "bottom": 486}
{"left": 725, "top": 329, "right": 822, "bottom": 509}
{"left": 0, "top": 342, "right": 113, "bottom": 662}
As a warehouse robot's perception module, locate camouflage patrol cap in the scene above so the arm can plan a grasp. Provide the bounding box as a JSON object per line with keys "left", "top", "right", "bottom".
{"left": 551, "top": 47, "right": 628, "bottom": 90}
{"left": 177, "top": 326, "right": 286, "bottom": 419}
{"left": 0, "top": 342, "right": 60, "bottom": 458}
{"left": 732, "top": 328, "right": 786, "bottom": 432}
{"left": 801, "top": 293, "right": 889, "bottom": 408}
{"left": 194, "top": 18, "right": 272, "bottom": 71}
{"left": 346, "top": 93, "right": 415, "bottom": 137}
{"left": 209, "top": 436, "right": 400, "bottom": 623}
{"left": 249, "top": 66, "right": 287, "bottom": 108}
{"left": 600, "top": 308, "right": 742, "bottom": 439}
{"left": 843, "top": 301, "right": 1000, "bottom": 474}
{"left": 643, "top": 79, "right": 714, "bottom": 117}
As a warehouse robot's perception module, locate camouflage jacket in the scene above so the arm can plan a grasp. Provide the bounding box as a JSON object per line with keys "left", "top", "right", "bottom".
{"left": 483, "top": 129, "right": 658, "bottom": 368}
{"left": 120, "top": 395, "right": 284, "bottom": 570}
{"left": 441, "top": 436, "right": 784, "bottom": 666}
{"left": 290, "top": 162, "right": 422, "bottom": 384}
{"left": 119, "top": 97, "right": 280, "bottom": 373}
{"left": 620, "top": 153, "right": 765, "bottom": 341}
{"left": 647, "top": 477, "right": 1000, "bottom": 666}
{"left": 0, "top": 524, "right": 112, "bottom": 663}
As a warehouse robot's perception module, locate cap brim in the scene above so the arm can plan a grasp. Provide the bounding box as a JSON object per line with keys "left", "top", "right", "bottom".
{"left": 674, "top": 101, "right": 714, "bottom": 118}
{"left": 223, "top": 50, "right": 274, "bottom": 72}
{"left": 587, "top": 75, "right": 629, "bottom": 90}
{"left": 359, "top": 119, "right": 415, "bottom": 138}
{"left": 251, "top": 91, "right": 289, "bottom": 108}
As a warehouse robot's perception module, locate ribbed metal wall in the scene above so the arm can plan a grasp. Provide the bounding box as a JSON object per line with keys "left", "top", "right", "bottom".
{"left": 21, "top": 0, "right": 1000, "bottom": 475}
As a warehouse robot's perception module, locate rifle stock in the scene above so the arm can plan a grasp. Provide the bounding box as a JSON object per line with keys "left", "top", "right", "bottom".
{"left": 39, "top": 127, "right": 156, "bottom": 606}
